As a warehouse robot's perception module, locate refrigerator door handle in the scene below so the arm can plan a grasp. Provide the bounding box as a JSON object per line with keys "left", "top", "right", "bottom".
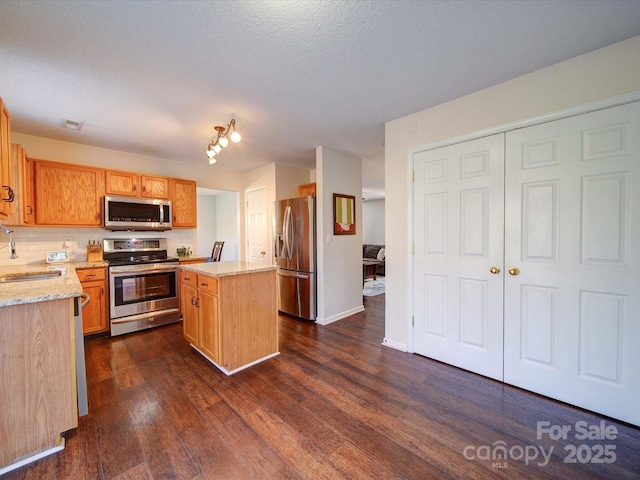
{"left": 283, "top": 205, "right": 293, "bottom": 261}
{"left": 278, "top": 270, "right": 310, "bottom": 279}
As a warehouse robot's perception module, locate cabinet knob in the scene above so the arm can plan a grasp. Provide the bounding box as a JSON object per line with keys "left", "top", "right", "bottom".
{"left": 490, "top": 266, "right": 501, "bottom": 274}
{"left": 201, "top": 282, "right": 208, "bottom": 287}
{"left": 2, "top": 186, "right": 15, "bottom": 202}
{"left": 508, "top": 267, "right": 520, "bottom": 276}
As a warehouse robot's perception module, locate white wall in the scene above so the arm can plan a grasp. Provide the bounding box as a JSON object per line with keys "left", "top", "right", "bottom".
{"left": 316, "top": 145, "right": 364, "bottom": 325}
{"left": 215, "top": 191, "right": 239, "bottom": 261}
{"left": 362, "top": 199, "right": 385, "bottom": 245}
{"left": 384, "top": 35, "right": 640, "bottom": 351}
{"left": 275, "top": 163, "right": 311, "bottom": 200}
{"left": 196, "top": 194, "right": 217, "bottom": 257}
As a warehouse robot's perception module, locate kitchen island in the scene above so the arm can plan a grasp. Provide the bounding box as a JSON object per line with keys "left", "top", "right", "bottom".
{"left": 179, "top": 261, "right": 278, "bottom": 375}
{"left": 0, "top": 264, "right": 84, "bottom": 475}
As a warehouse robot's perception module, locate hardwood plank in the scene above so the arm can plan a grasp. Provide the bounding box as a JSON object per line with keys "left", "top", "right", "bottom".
{"left": 6, "top": 294, "right": 640, "bottom": 479}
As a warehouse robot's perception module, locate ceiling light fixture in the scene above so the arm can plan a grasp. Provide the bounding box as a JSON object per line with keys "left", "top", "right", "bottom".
{"left": 206, "top": 118, "right": 241, "bottom": 163}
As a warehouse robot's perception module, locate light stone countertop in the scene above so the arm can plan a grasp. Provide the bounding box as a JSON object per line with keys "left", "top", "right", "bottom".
{"left": 180, "top": 261, "right": 277, "bottom": 277}
{"left": 0, "top": 263, "right": 88, "bottom": 307}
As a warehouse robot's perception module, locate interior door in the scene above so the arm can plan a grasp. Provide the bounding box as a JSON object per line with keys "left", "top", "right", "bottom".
{"left": 413, "top": 134, "right": 505, "bottom": 381}
{"left": 246, "top": 187, "right": 268, "bottom": 264}
{"left": 504, "top": 101, "right": 640, "bottom": 426}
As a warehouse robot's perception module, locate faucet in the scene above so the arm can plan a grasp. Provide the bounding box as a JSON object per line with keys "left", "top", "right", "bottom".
{"left": 0, "top": 224, "right": 18, "bottom": 259}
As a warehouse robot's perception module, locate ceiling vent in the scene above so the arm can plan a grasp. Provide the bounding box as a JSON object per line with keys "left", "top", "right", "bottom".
{"left": 61, "top": 119, "right": 83, "bottom": 131}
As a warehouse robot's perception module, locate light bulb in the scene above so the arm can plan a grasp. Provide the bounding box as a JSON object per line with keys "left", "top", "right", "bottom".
{"left": 206, "top": 148, "right": 216, "bottom": 159}
{"left": 230, "top": 131, "right": 241, "bottom": 143}
{"left": 208, "top": 157, "right": 217, "bottom": 165}
{"left": 219, "top": 136, "right": 229, "bottom": 148}
{"left": 213, "top": 144, "right": 222, "bottom": 153}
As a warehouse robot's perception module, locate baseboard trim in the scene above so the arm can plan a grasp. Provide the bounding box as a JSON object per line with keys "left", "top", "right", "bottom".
{"left": 382, "top": 337, "right": 408, "bottom": 352}
{"left": 315, "top": 305, "right": 365, "bottom": 325}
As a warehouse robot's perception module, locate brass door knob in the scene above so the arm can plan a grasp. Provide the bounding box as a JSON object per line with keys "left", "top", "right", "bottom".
{"left": 490, "top": 266, "right": 501, "bottom": 274}
{"left": 508, "top": 267, "right": 520, "bottom": 276}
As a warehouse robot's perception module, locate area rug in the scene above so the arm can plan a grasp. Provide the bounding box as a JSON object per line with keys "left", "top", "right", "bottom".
{"left": 363, "top": 276, "right": 385, "bottom": 296}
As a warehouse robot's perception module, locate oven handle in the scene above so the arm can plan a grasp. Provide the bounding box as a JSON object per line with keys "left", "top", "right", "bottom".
{"left": 109, "top": 265, "right": 178, "bottom": 275}
{"left": 111, "top": 308, "right": 180, "bottom": 324}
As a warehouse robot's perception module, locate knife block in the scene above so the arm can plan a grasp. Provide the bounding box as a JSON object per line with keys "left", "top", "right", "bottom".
{"left": 86, "top": 245, "right": 103, "bottom": 262}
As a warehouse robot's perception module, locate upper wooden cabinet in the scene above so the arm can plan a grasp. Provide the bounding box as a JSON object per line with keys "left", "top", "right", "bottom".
{"left": 171, "top": 178, "right": 197, "bottom": 228}
{"left": 3, "top": 144, "right": 34, "bottom": 226}
{"left": 33, "top": 160, "right": 105, "bottom": 226}
{"left": 106, "top": 171, "right": 170, "bottom": 199}
{"left": 297, "top": 182, "right": 316, "bottom": 197}
{"left": 141, "top": 175, "right": 169, "bottom": 199}
{"left": 105, "top": 170, "right": 140, "bottom": 197}
{"left": 0, "top": 97, "right": 15, "bottom": 217}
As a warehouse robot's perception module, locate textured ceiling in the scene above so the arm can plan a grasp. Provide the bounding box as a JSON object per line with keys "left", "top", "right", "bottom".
{"left": 1, "top": 1, "right": 640, "bottom": 200}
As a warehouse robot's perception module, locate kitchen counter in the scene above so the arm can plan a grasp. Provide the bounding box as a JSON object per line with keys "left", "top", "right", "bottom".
{"left": 0, "top": 264, "right": 84, "bottom": 307}
{"left": 180, "top": 260, "right": 277, "bottom": 277}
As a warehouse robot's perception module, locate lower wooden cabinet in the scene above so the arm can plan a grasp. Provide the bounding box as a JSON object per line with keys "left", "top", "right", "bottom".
{"left": 76, "top": 267, "right": 109, "bottom": 335}
{"left": 180, "top": 270, "right": 199, "bottom": 344}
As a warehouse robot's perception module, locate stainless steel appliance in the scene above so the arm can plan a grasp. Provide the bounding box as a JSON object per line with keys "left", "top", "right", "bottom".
{"left": 103, "top": 238, "right": 180, "bottom": 336}
{"left": 104, "top": 195, "right": 172, "bottom": 231}
{"left": 274, "top": 196, "right": 316, "bottom": 320}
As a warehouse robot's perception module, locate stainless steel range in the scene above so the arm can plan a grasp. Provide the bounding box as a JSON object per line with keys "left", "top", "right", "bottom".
{"left": 103, "top": 238, "right": 180, "bottom": 336}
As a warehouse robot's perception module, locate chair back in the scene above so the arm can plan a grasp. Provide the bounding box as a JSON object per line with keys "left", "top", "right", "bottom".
{"left": 211, "top": 241, "right": 224, "bottom": 262}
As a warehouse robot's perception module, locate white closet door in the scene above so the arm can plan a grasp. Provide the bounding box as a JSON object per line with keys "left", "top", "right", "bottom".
{"left": 413, "top": 134, "right": 505, "bottom": 381}
{"left": 504, "top": 101, "right": 640, "bottom": 426}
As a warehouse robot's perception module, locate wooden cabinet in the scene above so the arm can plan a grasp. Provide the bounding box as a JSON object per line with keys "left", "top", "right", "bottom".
{"left": 76, "top": 267, "right": 108, "bottom": 335}
{"left": 0, "top": 298, "right": 77, "bottom": 471}
{"left": 0, "top": 97, "right": 14, "bottom": 217}
{"left": 297, "top": 182, "right": 316, "bottom": 197}
{"left": 140, "top": 175, "right": 169, "bottom": 199}
{"left": 105, "top": 169, "right": 140, "bottom": 197}
{"left": 180, "top": 270, "right": 199, "bottom": 344}
{"left": 171, "top": 178, "right": 197, "bottom": 228}
{"left": 4, "top": 144, "right": 34, "bottom": 226}
{"left": 33, "top": 160, "right": 105, "bottom": 226}
{"left": 105, "top": 170, "right": 170, "bottom": 200}
{"left": 182, "top": 267, "right": 278, "bottom": 374}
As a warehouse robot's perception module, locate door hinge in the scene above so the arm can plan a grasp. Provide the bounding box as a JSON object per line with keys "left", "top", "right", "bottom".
{"left": 411, "top": 170, "right": 415, "bottom": 181}
{"left": 412, "top": 316, "right": 415, "bottom": 327}
{"left": 412, "top": 243, "right": 415, "bottom": 254}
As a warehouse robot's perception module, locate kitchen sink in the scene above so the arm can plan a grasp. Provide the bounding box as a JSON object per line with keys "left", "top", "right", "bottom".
{"left": 0, "top": 270, "right": 63, "bottom": 283}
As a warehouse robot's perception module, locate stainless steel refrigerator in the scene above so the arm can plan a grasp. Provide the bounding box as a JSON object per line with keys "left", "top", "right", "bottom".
{"left": 274, "top": 196, "right": 316, "bottom": 320}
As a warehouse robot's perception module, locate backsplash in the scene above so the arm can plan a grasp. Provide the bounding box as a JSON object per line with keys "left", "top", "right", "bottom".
{"left": 0, "top": 227, "right": 195, "bottom": 266}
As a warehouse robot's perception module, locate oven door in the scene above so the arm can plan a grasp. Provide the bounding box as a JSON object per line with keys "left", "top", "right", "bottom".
{"left": 109, "top": 263, "right": 179, "bottom": 320}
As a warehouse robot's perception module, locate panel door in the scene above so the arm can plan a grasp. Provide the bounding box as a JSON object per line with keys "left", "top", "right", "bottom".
{"left": 413, "top": 134, "right": 505, "bottom": 381}
{"left": 504, "top": 101, "right": 640, "bottom": 426}
{"left": 199, "top": 290, "right": 219, "bottom": 363}
{"left": 246, "top": 187, "right": 268, "bottom": 264}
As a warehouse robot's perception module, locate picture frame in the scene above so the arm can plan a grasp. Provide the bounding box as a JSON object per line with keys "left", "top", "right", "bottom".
{"left": 333, "top": 193, "right": 356, "bottom": 235}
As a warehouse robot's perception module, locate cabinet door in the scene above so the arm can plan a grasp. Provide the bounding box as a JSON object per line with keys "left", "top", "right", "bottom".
{"left": 105, "top": 170, "right": 140, "bottom": 197}
{"left": 171, "top": 178, "right": 197, "bottom": 228}
{"left": 181, "top": 281, "right": 199, "bottom": 345}
{"left": 0, "top": 97, "right": 13, "bottom": 216}
{"left": 199, "top": 290, "right": 219, "bottom": 363}
{"left": 140, "top": 175, "right": 169, "bottom": 199}
{"left": 77, "top": 268, "right": 108, "bottom": 335}
{"left": 34, "top": 160, "right": 105, "bottom": 226}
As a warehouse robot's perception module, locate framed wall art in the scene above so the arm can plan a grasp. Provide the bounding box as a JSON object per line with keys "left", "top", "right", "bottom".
{"left": 333, "top": 193, "right": 356, "bottom": 235}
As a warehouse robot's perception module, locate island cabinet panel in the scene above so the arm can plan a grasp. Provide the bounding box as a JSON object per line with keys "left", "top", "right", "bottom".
{"left": 182, "top": 266, "right": 278, "bottom": 375}
{"left": 105, "top": 170, "right": 139, "bottom": 196}
{"left": 33, "top": 160, "right": 105, "bottom": 226}
{"left": 0, "top": 298, "right": 77, "bottom": 470}
{"left": 199, "top": 289, "right": 219, "bottom": 362}
{"left": 140, "top": 175, "right": 169, "bottom": 199}
{"left": 171, "top": 178, "right": 197, "bottom": 228}
{"left": 180, "top": 270, "right": 199, "bottom": 344}
{"left": 76, "top": 267, "right": 108, "bottom": 335}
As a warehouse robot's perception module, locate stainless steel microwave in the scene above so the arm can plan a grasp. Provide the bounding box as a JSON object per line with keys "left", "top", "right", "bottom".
{"left": 104, "top": 195, "right": 172, "bottom": 231}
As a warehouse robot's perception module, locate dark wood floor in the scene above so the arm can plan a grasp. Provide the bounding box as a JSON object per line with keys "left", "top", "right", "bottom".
{"left": 5, "top": 293, "right": 640, "bottom": 479}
